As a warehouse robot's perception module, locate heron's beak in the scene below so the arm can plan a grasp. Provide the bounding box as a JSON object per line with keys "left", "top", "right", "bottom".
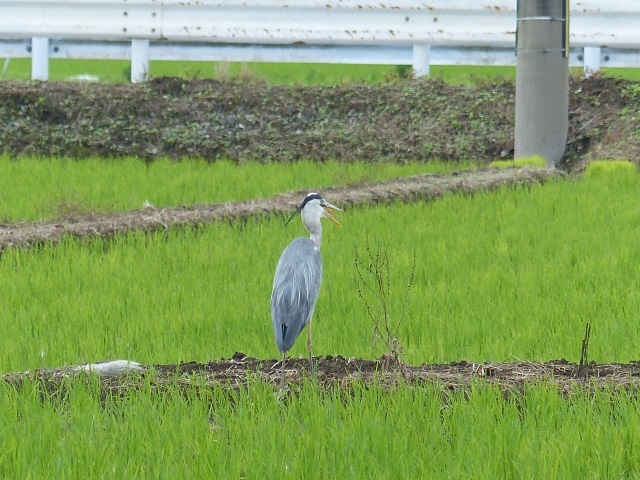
{"left": 322, "top": 202, "right": 342, "bottom": 227}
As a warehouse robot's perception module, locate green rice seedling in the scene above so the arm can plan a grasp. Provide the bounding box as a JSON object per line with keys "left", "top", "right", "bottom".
{"left": 4, "top": 57, "right": 640, "bottom": 85}
{"left": 0, "top": 376, "right": 221, "bottom": 478}
{"left": 489, "top": 155, "right": 546, "bottom": 169}
{"left": 211, "top": 63, "right": 517, "bottom": 86}
{"left": 440, "top": 383, "right": 640, "bottom": 478}
{"left": 202, "top": 61, "right": 413, "bottom": 85}
{"left": 601, "top": 67, "right": 640, "bottom": 82}
{"left": 326, "top": 166, "right": 640, "bottom": 364}
{"left": 2, "top": 377, "right": 640, "bottom": 478}
{"left": 1, "top": 58, "right": 133, "bottom": 82}
{"left": 0, "top": 156, "right": 467, "bottom": 222}
{"left": 1, "top": 58, "right": 515, "bottom": 85}
{"left": 1, "top": 164, "right": 640, "bottom": 373}
{"left": 584, "top": 159, "right": 638, "bottom": 178}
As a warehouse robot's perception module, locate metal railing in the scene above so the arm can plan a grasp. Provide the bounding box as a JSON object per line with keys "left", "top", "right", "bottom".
{"left": 0, "top": 0, "right": 638, "bottom": 82}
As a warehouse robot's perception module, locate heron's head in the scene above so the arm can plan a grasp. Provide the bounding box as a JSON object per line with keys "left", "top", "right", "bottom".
{"left": 285, "top": 192, "right": 342, "bottom": 227}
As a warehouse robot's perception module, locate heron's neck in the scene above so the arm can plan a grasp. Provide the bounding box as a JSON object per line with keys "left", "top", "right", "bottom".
{"left": 309, "top": 230, "right": 322, "bottom": 248}
{"left": 305, "top": 220, "right": 322, "bottom": 248}
{"left": 302, "top": 207, "right": 323, "bottom": 248}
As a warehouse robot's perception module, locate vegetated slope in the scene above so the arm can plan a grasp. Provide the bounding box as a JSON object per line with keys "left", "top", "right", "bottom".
{"left": 0, "top": 75, "right": 637, "bottom": 170}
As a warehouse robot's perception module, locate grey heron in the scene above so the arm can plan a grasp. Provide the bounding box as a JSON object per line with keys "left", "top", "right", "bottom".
{"left": 271, "top": 192, "right": 341, "bottom": 385}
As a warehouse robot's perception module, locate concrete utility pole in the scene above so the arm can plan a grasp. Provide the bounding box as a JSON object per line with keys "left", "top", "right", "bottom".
{"left": 514, "top": 0, "right": 569, "bottom": 168}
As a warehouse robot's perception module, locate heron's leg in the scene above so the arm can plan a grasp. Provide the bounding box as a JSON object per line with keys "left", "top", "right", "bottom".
{"left": 280, "top": 352, "right": 286, "bottom": 388}
{"left": 307, "top": 320, "right": 314, "bottom": 374}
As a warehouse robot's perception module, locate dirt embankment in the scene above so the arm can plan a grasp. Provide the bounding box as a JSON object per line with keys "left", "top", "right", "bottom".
{"left": 0, "top": 75, "right": 637, "bottom": 170}
{"left": 5, "top": 353, "right": 640, "bottom": 398}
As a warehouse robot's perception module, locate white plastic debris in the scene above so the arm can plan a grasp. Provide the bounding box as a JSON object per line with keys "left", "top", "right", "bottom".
{"left": 73, "top": 360, "right": 146, "bottom": 377}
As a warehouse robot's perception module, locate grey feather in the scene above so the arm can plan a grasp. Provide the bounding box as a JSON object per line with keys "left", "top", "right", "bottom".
{"left": 271, "top": 237, "right": 322, "bottom": 353}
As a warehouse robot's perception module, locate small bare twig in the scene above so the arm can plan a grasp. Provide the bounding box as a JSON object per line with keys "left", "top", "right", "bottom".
{"left": 354, "top": 234, "right": 416, "bottom": 373}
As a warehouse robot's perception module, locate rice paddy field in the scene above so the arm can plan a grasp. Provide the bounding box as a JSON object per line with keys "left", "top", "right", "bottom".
{"left": 2, "top": 59, "right": 640, "bottom": 477}
{"left": 1, "top": 58, "right": 517, "bottom": 84}
{"left": 1, "top": 154, "right": 640, "bottom": 477}
{"left": 4, "top": 57, "right": 640, "bottom": 85}
{"left": 0, "top": 155, "right": 466, "bottom": 222}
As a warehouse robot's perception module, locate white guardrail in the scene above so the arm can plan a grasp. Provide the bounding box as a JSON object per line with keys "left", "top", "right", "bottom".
{"left": 0, "top": 0, "right": 639, "bottom": 82}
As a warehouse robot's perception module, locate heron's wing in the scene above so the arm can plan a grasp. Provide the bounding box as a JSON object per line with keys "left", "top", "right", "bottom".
{"left": 271, "top": 238, "right": 322, "bottom": 353}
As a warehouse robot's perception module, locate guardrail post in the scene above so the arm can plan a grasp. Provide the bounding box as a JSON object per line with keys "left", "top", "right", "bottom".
{"left": 412, "top": 44, "right": 430, "bottom": 77}
{"left": 583, "top": 46, "right": 601, "bottom": 77}
{"left": 31, "top": 36, "right": 49, "bottom": 80}
{"left": 131, "top": 39, "right": 150, "bottom": 83}
{"left": 514, "top": 0, "right": 569, "bottom": 168}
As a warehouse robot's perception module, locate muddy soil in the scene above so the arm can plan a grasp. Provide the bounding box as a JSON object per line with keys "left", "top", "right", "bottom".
{"left": 5, "top": 353, "right": 640, "bottom": 398}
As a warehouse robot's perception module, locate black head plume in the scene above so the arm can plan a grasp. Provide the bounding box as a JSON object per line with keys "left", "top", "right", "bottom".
{"left": 285, "top": 192, "right": 322, "bottom": 225}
